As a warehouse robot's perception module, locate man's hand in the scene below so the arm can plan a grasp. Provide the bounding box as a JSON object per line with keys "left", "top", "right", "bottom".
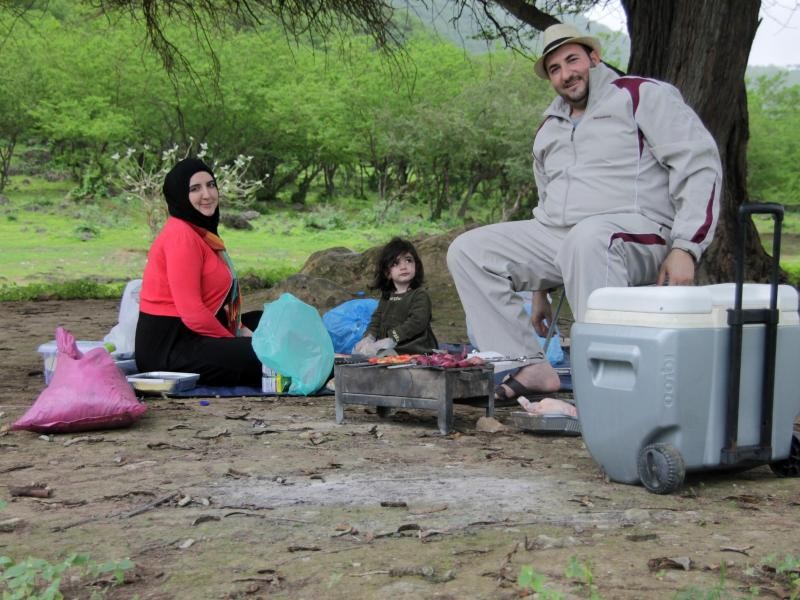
{"left": 657, "top": 248, "right": 696, "bottom": 286}
{"left": 531, "top": 290, "right": 553, "bottom": 337}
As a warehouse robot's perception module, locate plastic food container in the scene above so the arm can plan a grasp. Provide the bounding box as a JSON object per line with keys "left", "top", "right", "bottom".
{"left": 114, "top": 359, "right": 139, "bottom": 375}
{"left": 127, "top": 372, "right": 200, "bottom": 394}
{"left": 37, "top": 341, "right": 109, "bottom": 385}
{"left": 37, "top": 341, "right": 135, "bottom": 385}
{"left": 261, "top": 366, "right": 291, "bottom": 394}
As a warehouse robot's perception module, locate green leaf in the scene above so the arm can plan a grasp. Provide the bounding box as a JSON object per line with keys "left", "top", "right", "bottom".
{"left": 517, "top": 565, "right": 534, "bottom": 588}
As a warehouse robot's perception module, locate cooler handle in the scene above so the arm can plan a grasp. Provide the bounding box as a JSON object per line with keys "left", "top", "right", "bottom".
{"left": 733, "top": 202, "right": 783, "bottom": 316}
{"left": 722, "top": 202, "right": 783, "bottom": 466}
{"left": 585, "top": 342, "right": 640, "bottom": 368}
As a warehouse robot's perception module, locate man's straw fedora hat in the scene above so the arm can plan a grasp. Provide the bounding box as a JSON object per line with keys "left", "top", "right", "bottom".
{"left": 534, "top": 23, "right": 602, "bottom": 79}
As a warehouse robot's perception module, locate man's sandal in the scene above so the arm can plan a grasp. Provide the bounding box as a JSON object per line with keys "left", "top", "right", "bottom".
{"left": 494, "top": 375, "right": 548, "bottom": 403}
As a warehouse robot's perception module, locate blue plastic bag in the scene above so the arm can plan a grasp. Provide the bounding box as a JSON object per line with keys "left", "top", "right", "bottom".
{"left": 465, "top": 298, "right": 565, "bottom": 365}
{"left": 252, "top": 293, "right": 334, "bottom": 395}
{"left": 322, "top": 299, "right": 379, "bottom": 354}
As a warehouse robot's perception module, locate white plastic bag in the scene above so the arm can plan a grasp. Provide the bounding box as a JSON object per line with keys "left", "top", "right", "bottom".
{"left": 103, "top": 279, "right": 142, "bottom": 356}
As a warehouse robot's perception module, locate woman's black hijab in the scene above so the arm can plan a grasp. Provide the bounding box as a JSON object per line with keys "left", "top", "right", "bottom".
{"left": 163, "top": 158, "right": 219, "bottom": 234}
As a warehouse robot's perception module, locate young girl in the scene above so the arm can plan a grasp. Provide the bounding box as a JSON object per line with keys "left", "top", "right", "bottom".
{"left": 354, "top": 238, "right": 438, "bottom": 356}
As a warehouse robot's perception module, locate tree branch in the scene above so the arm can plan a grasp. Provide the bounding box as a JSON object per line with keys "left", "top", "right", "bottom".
{"left": 490, "top": 0, "right": 560, "bottom": 30}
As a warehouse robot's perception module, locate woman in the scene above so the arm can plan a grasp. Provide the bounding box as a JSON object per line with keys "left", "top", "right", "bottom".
{"left": 134, "top": 157, "right": 262, "bottom": 386}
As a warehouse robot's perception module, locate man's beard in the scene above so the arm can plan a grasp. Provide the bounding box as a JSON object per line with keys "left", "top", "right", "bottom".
{"left": 559, "top": 77, "right": 588, "bottom": 108}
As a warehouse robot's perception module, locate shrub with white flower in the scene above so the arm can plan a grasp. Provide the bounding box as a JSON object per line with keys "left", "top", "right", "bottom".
{"left": 111, "top": 142, "right": 266, "bottom": 238}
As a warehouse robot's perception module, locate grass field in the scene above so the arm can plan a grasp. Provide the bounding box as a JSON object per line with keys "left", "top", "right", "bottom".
{"left": 2, "top": 176, "right": 798, "bottom": 300}
{"left": 0, "top": 176, "right": 456, "bottom": 299}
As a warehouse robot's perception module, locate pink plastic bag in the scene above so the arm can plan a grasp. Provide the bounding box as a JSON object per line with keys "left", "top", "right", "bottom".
{"left": 12, "top": 327, "right": 146, "bottom": 433}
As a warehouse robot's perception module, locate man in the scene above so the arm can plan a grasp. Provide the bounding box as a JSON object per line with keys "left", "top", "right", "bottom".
{"left": 447, "top": 23, "right": 722, "bottom": 414}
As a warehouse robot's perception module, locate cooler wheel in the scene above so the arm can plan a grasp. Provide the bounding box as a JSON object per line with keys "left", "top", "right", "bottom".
{"left": 769, "top": 432, "right": 800, "bottom": 478}
{"left": 637, "top": 443, "right": 685, "bottom": 494}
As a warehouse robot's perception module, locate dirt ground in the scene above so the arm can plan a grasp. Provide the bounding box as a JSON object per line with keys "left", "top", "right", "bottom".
{"left": 1, "top": 298, "right": 800, "bottom": 600}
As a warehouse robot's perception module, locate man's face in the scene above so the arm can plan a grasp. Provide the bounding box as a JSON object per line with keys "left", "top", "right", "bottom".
{"left": 544, "top": 43, "right": 600, "bottom": 111}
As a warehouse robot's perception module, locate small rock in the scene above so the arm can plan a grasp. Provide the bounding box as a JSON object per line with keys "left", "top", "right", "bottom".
{"left": 0, "top": 518, "right": 23, "bottom": 533}
{"left": 623, "top": 508, "right": 651, "bottom": 523}
{"left": 299, "top": 431, "right": 326, "bottom": 445}
{"left": 122, "top": 460, "right": 158, "bottom": 470}
{"left": 534, "top": 534, "right": 581, "bottom": 549}
{"left": 476, "top": 416, "right": 508, "bottom": 433}
{"left": 220, "top": 213, "right": 253, "bottom": 230}
{"left": 648, "top": 556, "right": 694, "bottom": 571}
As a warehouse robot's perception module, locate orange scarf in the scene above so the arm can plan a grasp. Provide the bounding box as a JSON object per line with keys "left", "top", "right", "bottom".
{"left": 188, "top": 224, "right": 242, "bottom": 336}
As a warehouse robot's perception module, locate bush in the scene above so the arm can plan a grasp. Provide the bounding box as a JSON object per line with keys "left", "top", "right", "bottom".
{"left": 303, "top": 206, "right": 346, "bottom": 230}
{"left": 0, "top": 552, "right": 134, "bottom": 600}
{"left": 0, "top": 281, "right": 125, "bottom": 301}
{"left": 239, "top": 266, "right": 297, "bottom": 291}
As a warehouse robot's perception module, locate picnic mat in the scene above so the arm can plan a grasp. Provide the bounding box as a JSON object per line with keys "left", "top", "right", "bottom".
{"left": 168, "top": 385, "right": 334, "bottom": 398}
{"left": 166, "top": 352, "right": 571, "bottom": 398}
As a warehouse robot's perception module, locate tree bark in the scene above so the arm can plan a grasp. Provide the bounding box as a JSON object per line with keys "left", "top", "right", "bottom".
{"left": 622, "top": 0, "right": 774, "bottom": 283}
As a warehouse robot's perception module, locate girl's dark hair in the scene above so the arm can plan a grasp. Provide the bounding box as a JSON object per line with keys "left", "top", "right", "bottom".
{"left": 371, "top": 237, "right": 424, "bottom": 298}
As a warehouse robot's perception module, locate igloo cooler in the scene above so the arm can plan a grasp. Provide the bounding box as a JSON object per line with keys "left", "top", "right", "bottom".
{"left": 571, "top": 203, "right": 800, "bottom": 493}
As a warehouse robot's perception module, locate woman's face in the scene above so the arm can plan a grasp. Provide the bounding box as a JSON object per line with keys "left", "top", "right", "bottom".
{"left": 188, "top": 171, "right": 219, "bottom": 217}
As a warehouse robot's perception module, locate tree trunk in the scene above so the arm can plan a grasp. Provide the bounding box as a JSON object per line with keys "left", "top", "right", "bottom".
{"left": 323, "top": 163, "right": 337, "bottom": 197}
{"left": 622, "top": 0, "right": 774, "bottom": 283}
{"left": 290, "top": 166, "right": 321, "bottom": 205}
{"left": 457, "top": 176, "right": 481, "bottom": 219}
{"left": 0, "top": 136, "right": 16, "bottom": 193}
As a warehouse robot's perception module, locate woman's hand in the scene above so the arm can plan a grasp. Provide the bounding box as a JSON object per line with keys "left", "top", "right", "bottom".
{"left": 239, "top": 325, "right": 254, "bottom": 338}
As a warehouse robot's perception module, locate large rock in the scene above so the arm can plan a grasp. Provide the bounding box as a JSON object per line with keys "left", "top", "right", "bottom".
{"left": 243, "top": 273, "right": 354, "bottom": 314}
{"left": 299, "top": 246, "right": 375, "bottom": 291}
{"left": 221, "top": 213, "right": 253, "bottom": 230}
{"left": 243, "top": 229, "right": 472, "bottom": 343}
